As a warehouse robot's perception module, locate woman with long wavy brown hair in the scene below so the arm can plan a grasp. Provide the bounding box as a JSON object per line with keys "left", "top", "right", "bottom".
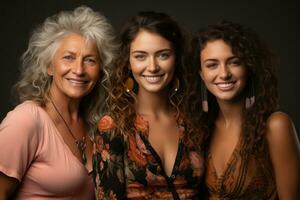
{"left": 93, "top": 11, "right": 205, "bottom": 199}
{"left": 190, "top": 20, "right": 300, "bottom": 199}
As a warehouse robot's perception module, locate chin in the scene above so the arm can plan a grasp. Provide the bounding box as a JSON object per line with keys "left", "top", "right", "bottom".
{"left": 216, "top": 93, "right": 244, "bottom": 103}
{"left": 66, "top": 91, "right": 90, "bottom": 99}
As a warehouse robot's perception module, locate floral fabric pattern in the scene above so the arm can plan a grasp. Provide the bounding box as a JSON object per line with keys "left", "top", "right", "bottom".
{"left": 205, "top": 140, "right": 278, "bottom": 200}
{"left": 93, "top": 115, "right": 204, "bottom": 199}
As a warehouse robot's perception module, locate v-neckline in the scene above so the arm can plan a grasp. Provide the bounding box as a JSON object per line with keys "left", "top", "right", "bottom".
{"left": 135, "top": 114, "right": 184, "bottom": 178}
{"left": 209, "top": 136, "right": 241, "bottom": 180}
{"left": 39, "top": 104, "right": 92, "bottom": 174}
{"left": 140, "top": 133, "right": 184, "bottom": 178}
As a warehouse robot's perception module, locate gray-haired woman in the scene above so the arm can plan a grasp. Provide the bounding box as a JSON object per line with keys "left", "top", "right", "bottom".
{"left": 0, "top": 6, "right": 117, "bottom": 199}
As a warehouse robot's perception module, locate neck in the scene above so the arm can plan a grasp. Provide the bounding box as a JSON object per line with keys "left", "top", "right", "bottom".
{"left": 136, "top": 89, "right": 171, "bottom": 118}
{"left": 217, "top": 98, "right": 244, "bottom": 128}
{"left": 47, "top": 90, "right": 81, "bottom": 123}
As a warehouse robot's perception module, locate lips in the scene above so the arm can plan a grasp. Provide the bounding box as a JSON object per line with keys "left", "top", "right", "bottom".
{"left": 66, "top": 78, "right": 89, "bottom": 85}
{"left": 215, "top": 81, "right": 235, "bottom": 91}
{"left": 142, "top": 74, "right": 164, "bottom": 83}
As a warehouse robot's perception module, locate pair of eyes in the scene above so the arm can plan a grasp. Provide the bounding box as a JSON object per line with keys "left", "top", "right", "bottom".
{"left": 204, "top": 58, "right": 242, "bottom": 69}
{"left": 132, "top": 51, "right": 173, "bottom": 61}
{"left": 62, "top": 55, "right": 98, "bottom": 65}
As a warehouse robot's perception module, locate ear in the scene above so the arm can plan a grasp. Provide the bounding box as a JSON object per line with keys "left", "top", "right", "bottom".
{"left": 199, "top": 68, "right": 204, "bottom": 80}
{"left": 47, "top": 65, "right": 53, "bottom": 76}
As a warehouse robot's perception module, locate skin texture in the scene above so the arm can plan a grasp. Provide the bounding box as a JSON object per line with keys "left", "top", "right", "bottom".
{"left": 200, "top": 39, "right": 300, "bottom": 199}
{"left": 48, "top": 33, "right": 100, "bottom": 100}
{"left": 200, "top": 40, "right": 247, "bottom": 103}
{"left": 130, "top": 30, "right": 179, "bottom": 176}
{"left": 130, "top": 30, "right": 175, "bottom": 95}
{"left": 266, "top": 112, "right": 300, "bottom": 200}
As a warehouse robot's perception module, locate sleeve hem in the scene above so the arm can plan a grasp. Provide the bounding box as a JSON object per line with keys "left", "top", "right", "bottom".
{"left": 0, "top": 165, "right": 22, "bottom": 182}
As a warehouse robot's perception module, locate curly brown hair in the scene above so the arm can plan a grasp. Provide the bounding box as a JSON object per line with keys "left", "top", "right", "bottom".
{"left": 189, "top": 20, "right": 279, "bottom": 153}
{"left": 105, "top": 11, "right": 203, "bottom": 145}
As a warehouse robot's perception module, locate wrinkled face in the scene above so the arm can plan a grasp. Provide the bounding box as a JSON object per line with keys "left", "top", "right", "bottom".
{"left": 48, "top": 33, "right": 100, "bottom": 100}
{"left": 129, "top": 30, "right": 175, "bottom": 95}
{"left": 200, "top": 39, "right": 247, "bottom": 103}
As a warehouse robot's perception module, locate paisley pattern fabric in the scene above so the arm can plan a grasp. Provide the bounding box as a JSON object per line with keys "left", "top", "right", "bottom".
{"left": 205, "top": 138, "right": 278, "bottom": 200}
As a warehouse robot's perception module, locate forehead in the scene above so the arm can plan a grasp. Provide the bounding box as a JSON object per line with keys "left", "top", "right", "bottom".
{"left": 130, "top": 30, "right": 172, "bottom": 52}
{"left": 201, "top": 39, "right": 234, "bottom": 59}
{"left": 55, "top": 33, "right": 98, "bottom": 54}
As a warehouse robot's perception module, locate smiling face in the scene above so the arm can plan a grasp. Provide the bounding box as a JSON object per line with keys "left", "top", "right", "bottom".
{"left": 129, "top": 30, "right": 175, "bottom": 95}
{"left": 200, "top": 39, "right": 248, "bottom": 103}
{"left": 48, "top": 33, "right": 100, "bottom": 100}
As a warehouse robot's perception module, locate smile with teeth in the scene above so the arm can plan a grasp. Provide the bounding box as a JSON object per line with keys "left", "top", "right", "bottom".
{"left": 142, "top": 74, "right": 164, "bottom": 83}
{"left": 67, "top": 78, "right": 88, "bottom": 85}
{"left": 216, "top": 81, "right": 235, "bottom": 90}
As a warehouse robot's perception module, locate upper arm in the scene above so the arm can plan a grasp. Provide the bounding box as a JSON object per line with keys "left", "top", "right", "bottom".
{"left": 0, "top": 104, "right": 39, "bottom": 181}
{"left": 93, "top": 116, "right": 126, "bottom": 200}
{"left": 266, "top": 112, "right": 300, "bottom": 200}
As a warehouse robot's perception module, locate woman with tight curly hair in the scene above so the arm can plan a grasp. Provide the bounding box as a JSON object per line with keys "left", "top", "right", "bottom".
{"left": 191, "top": 20, "right": 300, "bottom": 199}
{"left": 93, "top": 11, "right": 205, "bottom": 199}
{"left": 0, "top": 6, "right": 117, "bottom": 199}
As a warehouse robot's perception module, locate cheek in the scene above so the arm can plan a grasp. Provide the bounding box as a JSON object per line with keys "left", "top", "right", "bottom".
{"left": 130, "top": 61, "right": 144, "bottom": 75}
{"left": 161, "top": 59, "right": 175, "bottom": 73}
{"left": 235, "top": 68, "right": 248, "bottom": 82}
{"left": 200, "top": 69, "right": 214, "bottom": 82}
{"left": 88, "top": 66, "right": 101, "bottom": 80}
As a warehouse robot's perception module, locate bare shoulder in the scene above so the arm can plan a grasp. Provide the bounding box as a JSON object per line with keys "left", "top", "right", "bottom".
{"left": 266, "top": 111, "right": 299, "bottom": 147}
{"left": 267, "top": 112, "right": 296, "bottom": 134}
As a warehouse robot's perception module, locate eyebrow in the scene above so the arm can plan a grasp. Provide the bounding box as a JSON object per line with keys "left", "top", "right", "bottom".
{"left": 131, "top": 48, "right": 173, "bottom": 54}
{"left": 63, "top": 50, "right": 98, "bottom": 57}
{"left": 203, "top": 56, "right": 238, "bottom": 63}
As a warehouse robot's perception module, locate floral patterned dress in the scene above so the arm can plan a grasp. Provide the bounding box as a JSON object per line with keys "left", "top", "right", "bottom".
{"left": 93, "top": 115, "right": 205, "bottom": 200}
{"left": 205, "top": 138, "right": 278, "bottom": 200}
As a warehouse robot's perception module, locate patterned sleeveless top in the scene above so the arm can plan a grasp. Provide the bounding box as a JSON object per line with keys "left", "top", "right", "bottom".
{"left": 205, "top": 138, "right": 278, "bottom": 200}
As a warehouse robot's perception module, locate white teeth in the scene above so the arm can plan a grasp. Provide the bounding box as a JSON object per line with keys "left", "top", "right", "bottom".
{"left": 69, "top": 79, "right": 86, "bottom": 85}
{"left": 143, "top": 75, "right": 162, "bottom": 83}
{"left": 216, "top": 82, "right": 234, "bottom": 90}
{"left": 218, "top": 83, "right": 233, "bottom": 87}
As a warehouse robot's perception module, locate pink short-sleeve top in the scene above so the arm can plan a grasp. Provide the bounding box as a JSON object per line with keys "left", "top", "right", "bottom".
{"left": 0, "top": 101, "right": 94, "bottom": 199}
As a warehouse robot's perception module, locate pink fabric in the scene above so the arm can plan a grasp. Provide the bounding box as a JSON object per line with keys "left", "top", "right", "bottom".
{"left": 0, "top": 101, "right": 94, "bottom": 199}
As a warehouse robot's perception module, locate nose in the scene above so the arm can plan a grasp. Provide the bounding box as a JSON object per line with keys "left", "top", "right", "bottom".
{"left": 219, "top": 64, "right": 232, "bottom": 80}
{"left": 147, "top": 56, "right": 159, "bottom": 72}
{"left": 72, "top": 59, "right": 84, "bottom": 75}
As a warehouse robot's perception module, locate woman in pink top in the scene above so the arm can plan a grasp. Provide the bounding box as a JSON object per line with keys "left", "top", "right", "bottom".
{"left": 0, "top": 6, "right": 117, "bottom": 199}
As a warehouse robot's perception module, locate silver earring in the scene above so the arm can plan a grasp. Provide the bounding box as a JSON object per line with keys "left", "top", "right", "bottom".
{"left": 245, "top": 79, "right": 255, "bottom": 109}
{"left": 201, "top": 80, "right": 208, "bottom": 112}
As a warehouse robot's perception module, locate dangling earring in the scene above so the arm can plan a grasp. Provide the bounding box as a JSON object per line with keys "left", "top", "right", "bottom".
{"left": 245, "top": 79, "right": 255, "bottom": 109}
{"left": 125, "top": 77, "right": 134, "bottom": 93}
{"left": 201, "top": 80, "right": 208, "bottom": 112}
{"left": 174, "top": 78, "right": 180, "bottom": 92}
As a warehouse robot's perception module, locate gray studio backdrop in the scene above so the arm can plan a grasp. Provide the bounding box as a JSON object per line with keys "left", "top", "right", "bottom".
{"left": 1, "top": 0, "right": 299, "bottom": 132}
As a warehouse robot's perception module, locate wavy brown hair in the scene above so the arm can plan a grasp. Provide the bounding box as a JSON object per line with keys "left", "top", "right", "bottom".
{"left": 105, "top": 11, "right": 203, "bottom": 145}
{"left": 189, "top": 20, "right": 279, "bottom": 153}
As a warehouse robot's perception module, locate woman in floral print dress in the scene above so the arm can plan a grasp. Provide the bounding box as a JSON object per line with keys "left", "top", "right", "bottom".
{"left": 93, "top": 11, "right": 206, "bottom": 199}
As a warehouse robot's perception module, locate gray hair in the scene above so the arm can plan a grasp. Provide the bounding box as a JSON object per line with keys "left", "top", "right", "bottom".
{"left": 14, "top": 6, "right": 118, "bottom": 134}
